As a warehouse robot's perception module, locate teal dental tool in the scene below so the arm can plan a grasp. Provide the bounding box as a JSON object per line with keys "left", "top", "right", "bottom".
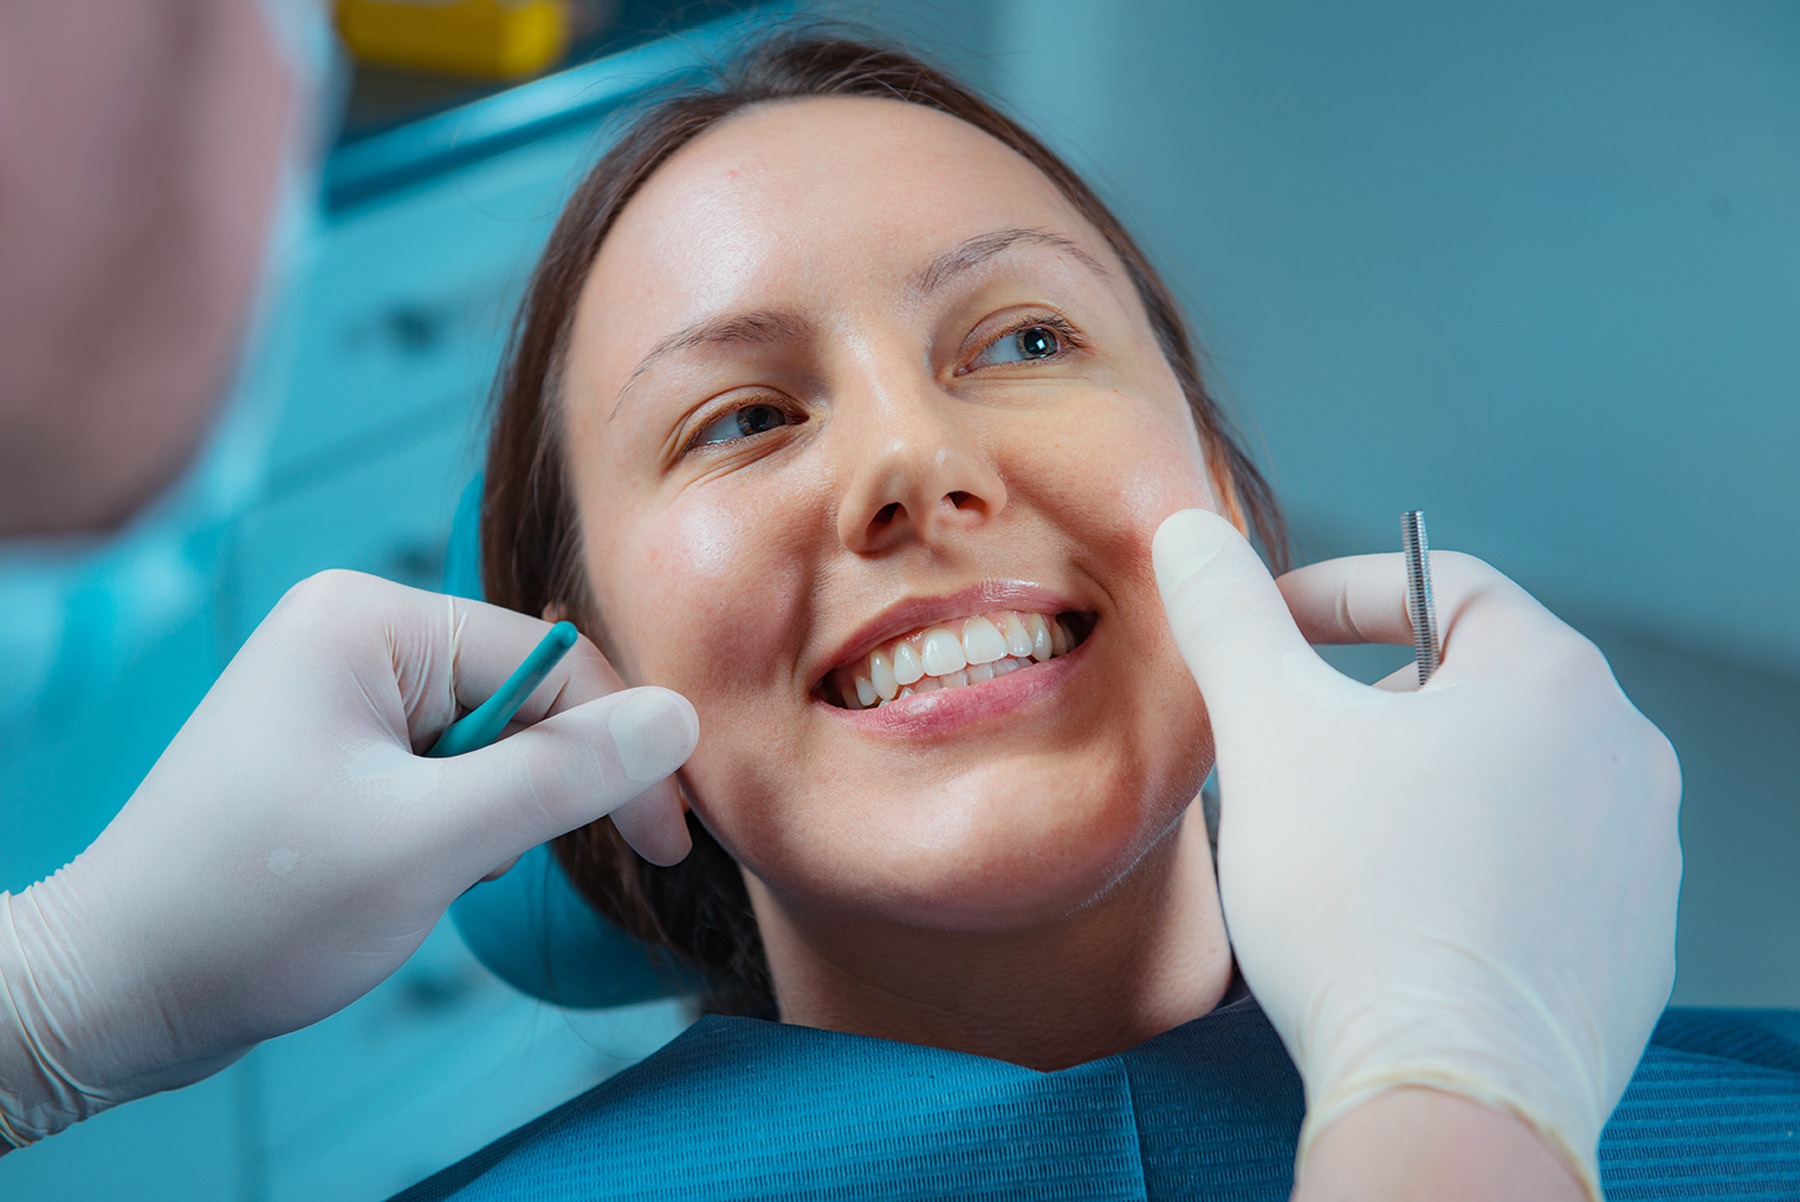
{"left": 426, "top": 620, "right": 579, "bottom": 758}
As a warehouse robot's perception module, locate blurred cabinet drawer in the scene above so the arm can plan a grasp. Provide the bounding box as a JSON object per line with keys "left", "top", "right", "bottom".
{"left": 226, "top": 416, "right": 474, "bottom": 643}
{"left": 269, "top": 124, "right": 607, "bottom": 492}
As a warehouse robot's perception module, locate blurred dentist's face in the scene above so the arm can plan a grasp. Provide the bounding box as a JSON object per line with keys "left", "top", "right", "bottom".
{"left": 563, "top": 97, "right": 1227, "bottom": 930}
{"left": 0, "top": 0, "right": 292, "bottom": 537}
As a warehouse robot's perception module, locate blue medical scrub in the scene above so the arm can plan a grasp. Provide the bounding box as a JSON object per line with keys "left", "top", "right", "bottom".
{"left": 395, "top": 990, "right": 1800, "bottom": 1201}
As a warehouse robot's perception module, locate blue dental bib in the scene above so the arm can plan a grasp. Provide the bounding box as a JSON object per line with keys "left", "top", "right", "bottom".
{"left": 395, "top": 994, "right": 1800, "bottom": 1201}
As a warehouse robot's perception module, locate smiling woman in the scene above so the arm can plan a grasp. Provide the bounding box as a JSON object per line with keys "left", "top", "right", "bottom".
{"left": 398, "top": 28, "right": 1800, "bottom": 1202}
{"left": 479, "top": 32, "right": 1285, "bottom": 1048}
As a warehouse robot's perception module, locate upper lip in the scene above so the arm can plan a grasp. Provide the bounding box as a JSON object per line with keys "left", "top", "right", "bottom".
{"left": 810, "top": 579, "right": 1085, "bottom": 691}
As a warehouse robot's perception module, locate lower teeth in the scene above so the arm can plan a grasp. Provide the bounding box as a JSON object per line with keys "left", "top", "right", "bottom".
{"left": 866, "top": 654, "right": 1038, "bottom": 709}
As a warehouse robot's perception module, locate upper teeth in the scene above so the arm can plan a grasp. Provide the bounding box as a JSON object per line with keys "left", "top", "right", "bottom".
{"left": 830, "top": 610, "right": 1076, "bottom": 710}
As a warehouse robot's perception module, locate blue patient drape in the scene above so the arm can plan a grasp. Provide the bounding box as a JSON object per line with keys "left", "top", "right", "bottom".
{"left": 394, "top": 994, "right": 1800, "bottom": 1200}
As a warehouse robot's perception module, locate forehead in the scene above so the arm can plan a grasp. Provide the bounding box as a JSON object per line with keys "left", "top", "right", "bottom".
{"left": 573, "top": 96, "right": 1114, "bottom": 383}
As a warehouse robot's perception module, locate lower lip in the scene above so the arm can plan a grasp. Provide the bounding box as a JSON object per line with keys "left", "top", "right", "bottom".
{"left": 814, "top": 629, "right": 1094, "bottom": 737}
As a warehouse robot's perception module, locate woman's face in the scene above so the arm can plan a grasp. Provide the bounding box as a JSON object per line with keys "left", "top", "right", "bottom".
{"left": 562, "top": 97, "right": 1228, "bottom": 933}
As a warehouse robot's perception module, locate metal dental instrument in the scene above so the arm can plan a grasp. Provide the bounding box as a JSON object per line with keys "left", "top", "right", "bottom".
{"left": 1402, "top": 510, "right": 1441, "bottom": 685}
{"left": 427, "top": 620, "right": 579, "bottom": 758}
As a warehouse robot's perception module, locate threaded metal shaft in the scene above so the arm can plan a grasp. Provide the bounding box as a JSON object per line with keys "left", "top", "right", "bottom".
{"left": 1402, "top": 510, "right": 1441, "bottom": 685}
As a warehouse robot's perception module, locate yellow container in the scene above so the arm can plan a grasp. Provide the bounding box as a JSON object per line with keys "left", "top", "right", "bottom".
{"left": 337, "top": 0, "right": 571, "bottom": 80}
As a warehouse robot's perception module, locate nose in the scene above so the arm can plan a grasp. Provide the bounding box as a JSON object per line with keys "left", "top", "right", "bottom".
{"left": 834, "top": 385, "right": 1008, "bottom": 556}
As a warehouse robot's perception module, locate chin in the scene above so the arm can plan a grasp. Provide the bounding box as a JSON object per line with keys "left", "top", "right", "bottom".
{"left": 725, "top": 748, "right": 1207, "bottom": 934}
{"left": 685, "top": 617, "right": 1214, "bottom": 933}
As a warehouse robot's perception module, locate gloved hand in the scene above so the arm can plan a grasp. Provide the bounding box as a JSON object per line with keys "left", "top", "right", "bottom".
{"left": 1153, "top": 510, "right": 1681, "bottom": 1202}
{"left": 0, "top": 570, "right": 696, "bottom": 1149}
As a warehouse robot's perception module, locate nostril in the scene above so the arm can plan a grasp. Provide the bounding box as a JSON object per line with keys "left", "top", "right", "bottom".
{"left": 948, "top": 491, "right": 976, "bottom": 510}
{"left": 874, "top": 502, "right": 901, "bottom": 526}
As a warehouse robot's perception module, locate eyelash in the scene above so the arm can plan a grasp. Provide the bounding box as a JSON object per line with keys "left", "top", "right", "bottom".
{"left": 959, "top": 312, "right": 1084, "bottom": 374}
{"left": 678, "top": 312, "right": 1085, "bottom": 455}
{"left": 681, "top": 397, "right": 798, "bottom": 454}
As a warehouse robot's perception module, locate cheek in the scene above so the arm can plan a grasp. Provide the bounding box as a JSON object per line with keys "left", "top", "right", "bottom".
{"left": 1029, "top": 390, "right": 1221, "bottom": 780}
{"left": 1026, "top": 390, "right": 1221, "bottom": 569}
{"left": 1111, "top": 435, "right": 1221, "bottom": 541}
{"left": 600, "top": 489, "right": 814, "bottom": 708}
{"left": 599, "top": 494, "right": 823, "bottom": 872}
{"left": 603, "top": 500, "right": 757, "bottom": 681}
{"left": 655, "top": 497, "right": 748, "bottom": 586}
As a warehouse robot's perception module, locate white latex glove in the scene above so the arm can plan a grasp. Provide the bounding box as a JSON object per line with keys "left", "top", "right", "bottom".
{"left": 1153, "top": 510, "right": 1681, "bottom": 1202}
{"left": 0, "top": 570, "right": 696, "bottom": 1149}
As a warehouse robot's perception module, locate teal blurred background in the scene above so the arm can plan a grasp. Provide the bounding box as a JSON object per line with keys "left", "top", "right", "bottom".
{"left": 2, "top": 1, "right": 1795, "bottom": 1197}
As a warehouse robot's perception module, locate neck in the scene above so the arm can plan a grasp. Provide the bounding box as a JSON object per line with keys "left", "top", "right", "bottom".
{"left": 745, "top": 810, "right": 1231, "bottom": 1071}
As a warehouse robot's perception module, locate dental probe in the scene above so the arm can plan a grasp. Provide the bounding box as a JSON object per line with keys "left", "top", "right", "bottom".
{"left": 1401, "top": 511, "right": 1441, "bottom": 685}
{"left": 427, "top": 621, "right": 579, "bottom": 758}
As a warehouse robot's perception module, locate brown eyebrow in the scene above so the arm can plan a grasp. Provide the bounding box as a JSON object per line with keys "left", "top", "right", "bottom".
{"left": 608, "top": 230, "right": 1102, "bottom": 421}
{"left": 611, "top": 310, "right": 813, "bottom": 421}
{"left": 909, "top": 227, "right": 1109, "bottom": 295}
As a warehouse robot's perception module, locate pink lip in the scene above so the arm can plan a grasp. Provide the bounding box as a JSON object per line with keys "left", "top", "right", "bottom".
{"left": 811, "top": 579, "right": 1085, "bottom": 688}
{"left": 815, "top": 624, "right": 1093, "bottom": 737}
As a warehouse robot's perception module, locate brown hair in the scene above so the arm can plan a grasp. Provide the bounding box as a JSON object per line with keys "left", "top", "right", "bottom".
{"left": 480, "top": 29, "right": 1287, "bottom": 1013}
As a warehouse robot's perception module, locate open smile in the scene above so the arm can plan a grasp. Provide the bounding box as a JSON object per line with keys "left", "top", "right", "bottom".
{"left": 822, "top": 608, "right": 1095, "bottom": 709}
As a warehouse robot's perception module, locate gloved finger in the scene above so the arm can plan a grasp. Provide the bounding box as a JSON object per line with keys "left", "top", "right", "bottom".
{"left": 473, "top": 732, "right": 694, "bottom": 866}
{"left": 1274, "top": 554, "right": 1412, "bottom": 646}
{"left": 260, "top": 573, "right": 615, "bottom": 750}
{"left": 1371, "top": 661, "right": 1423, "bottom": 694}
{"left": 607, "top": 780, "right": 692, "bottom": 867}
{"left": 320, "top": 574, "right": 627, "bottom": 744}
{"left": 478, "top": 854, "right": 522, "bottom": 883}
{"left": 1152, "top": 509, "right": 1325, "bottom": 732}
{"left": 430, "top": 686, "right": 699, "bottom": 874}
{"left": 1275, "top": 548, "right": 1573, "bottom": 675}
{"left": 375, "top": 581, "right": 694, "bottom": 865}
{"left": 435, "top": 603, "right": 626, "bottom": 723}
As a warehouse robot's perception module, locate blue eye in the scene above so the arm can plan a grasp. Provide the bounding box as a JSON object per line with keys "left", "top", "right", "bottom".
{"left": 690, "top": 402, "right": 796, "bottom": 448}
{"left": 968, "top": 321, "right": 1071, "bottom": 370}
